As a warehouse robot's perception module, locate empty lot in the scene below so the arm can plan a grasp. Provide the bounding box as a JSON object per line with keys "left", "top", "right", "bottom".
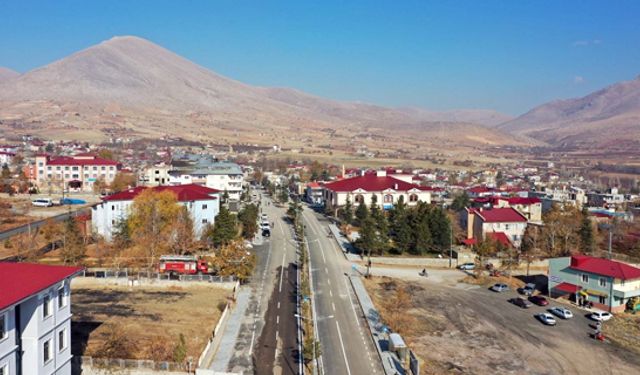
{"left": 365, "top": 276, "right": 640, "bottom": 375}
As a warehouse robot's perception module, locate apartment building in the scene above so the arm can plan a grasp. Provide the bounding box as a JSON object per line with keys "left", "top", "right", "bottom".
{"left": 466, "top": 207, "right": 528, "bottom": 248}
{"left": 0, "top": 262, "right": 83, "bottom": 375}
{"left": 34, "top": 153, "right": 121, "bottom": 192}
{"left": 168, "top": 161, "right": 244, "bottom": 201}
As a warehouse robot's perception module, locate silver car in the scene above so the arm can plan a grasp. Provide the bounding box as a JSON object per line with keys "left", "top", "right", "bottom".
{"left": 549, "top": 307, "right": 573, "bottom": 319}
{"left": 491, "top": 283, "right": 509, "bottom": 292}
{"left": 536, "top": 313, "right": 557, "bottom": 326}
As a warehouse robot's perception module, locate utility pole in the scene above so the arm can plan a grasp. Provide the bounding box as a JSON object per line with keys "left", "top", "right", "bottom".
{"left": 449, "top": 221, "right": 453, "bottom": 268}
{"left": 608, "top": 226, "right": 612, "bottom": 260}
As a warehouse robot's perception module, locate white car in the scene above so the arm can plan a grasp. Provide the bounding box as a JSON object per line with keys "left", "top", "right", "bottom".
{"left": 536, "top": 313, "right": 557, "bottom": 326}
{"left": 261, "top": 213, "right": 268, "bottom": 221}
{"left": 549, "top": 307, "right": 573, "bottom": 319}
{"left": 490, "top": 283, "right": 509, "bottom": 292}
{"left": 590, "top": 311, "right": 613, "bottom": 321}
{"left": 32, "top": 198, "right": 54, "bottom": 207}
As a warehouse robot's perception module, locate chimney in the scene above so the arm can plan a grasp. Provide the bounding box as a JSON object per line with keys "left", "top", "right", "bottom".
{"left": 394, "top": 183, "right": 398, "bottom": 190}
{"left": 376, "top": 170, "right": 387, "bottom": 177}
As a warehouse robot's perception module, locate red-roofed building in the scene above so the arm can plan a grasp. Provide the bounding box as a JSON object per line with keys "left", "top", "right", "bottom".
{"left": 92, "top": 184, "right": 220, "bottom": 240}
{"left": 549, "top": 255, "right": 640, "bottom": 312}
{"left": 488, "top": 196, "right": 542, "bottom": 223}
{"left": 34, "top": 153, "right": 122, "bottom": 192}
{"left": 0, "top": 151, "right": 15, "bottom": 165}
{"left": 322, "top": 170, "right": 431, "bottom": 214}
{"left": 465, "top": 207, "right": 528, "bottom": 248}
{"left": 0, "top": 262, "right": 83, "bottom": 375}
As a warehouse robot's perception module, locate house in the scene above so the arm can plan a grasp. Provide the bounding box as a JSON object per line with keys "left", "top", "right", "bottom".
{"left": 305, "top": 182, "right": 324, "bottom": 205}
{"left": 0, "top": 152, "right": 15, "bottom": 165}
{"left": 492, "top": 196, "right": 542, "bottom": 223}
{"left": 140, "top": 164, "right": 172, "bottom": 187}
{"left": 91, "top": 184, "right": 220, "bottom": 240}
{"left": 466, "top": 207, "right": 528, "bottom": 248}
{"left": 322, "top": 170, "right": 431, "bottom": 214}
{"left": 0, "top": 262, "right": 83, "bottom": 375}
{"left": 34, "top": 154, "right": 121, "bottom": 192}
{"left": 549, "top": 255, "right": 640, "bottom": 313}
{"left": 531, "top": 186, "right": 586, "bottom": 211}
{"left": 169, "top": 159, "right": 244, "bottom": 201}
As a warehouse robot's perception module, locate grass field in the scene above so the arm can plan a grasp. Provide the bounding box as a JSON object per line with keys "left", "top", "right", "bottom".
{"left": 71, "top": 278, "right": 231, "bottom": 362}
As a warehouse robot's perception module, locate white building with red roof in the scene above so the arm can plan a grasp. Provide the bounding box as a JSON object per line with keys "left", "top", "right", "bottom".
{"left": 34, "top": 154, "right": 121, "bottom": 192}
{"left": 322, "top": 170, "right": 431, "bottom": 214}
{"left": 0, "top": 262, "right": 83, "bottom": 375}
{"left": 549, "top": 255, "right": 640, "bottom": 312}
{"left": 465, "top": 207, "right": 528, "bottom": 248}
{"left": 91, "top": 184, "right": 220, "bottom": 240}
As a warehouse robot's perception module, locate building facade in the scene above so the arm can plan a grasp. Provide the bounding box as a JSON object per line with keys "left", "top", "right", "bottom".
{"left": 549, "top": 255, "right": 640, "bottom": 313}
{"left": 0, "top": 263, "right": 82, "bottom": 375}
{"left": 34, "top": 154, "right": 121, "bottom": 193}
{"left": 168, "top": 162, "right": 244, "bottom": 201}
{"left": 91, "top": 184, "right": 220, "bottom": 240}
{"left": 466, "top": 207, "right": 528, "bottom": 248}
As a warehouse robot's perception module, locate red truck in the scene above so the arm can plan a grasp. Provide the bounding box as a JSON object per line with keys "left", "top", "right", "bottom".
{"left": 158, "top": 255, "right": 210, "bottom": 275}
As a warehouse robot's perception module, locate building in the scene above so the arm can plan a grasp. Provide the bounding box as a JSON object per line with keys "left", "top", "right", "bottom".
{"left": 322, "top": 170, "right": 432, "bottom": 214}
{"left": 305, "top": 182, "right": 324, "bottom": 205}
{"left": 489, "top": 196, "right": 542, "bottom": 223}
{"left": 91, "top": 184, "right": 220, "bottom": 240}
{"left": 466, "top": 207, "right": 528, "bottom": 248}
{"left": 140, "top": 164, "right": 172, "bottom": 187}
{"left": 0, "top": 152, "right": 15, "bottom": 165}
{"left": 0, "top": 262, "right": 83, "bottom": 375}
{"left": 34, "top": 154, "right": 121, "bottom": 192}
{"left": 549, "top": 255, "right": 640, "bottom": 313}
{"left": 168, "top": 158, "right": 244, "bottom": 201}
{"left": 531, "top": 186, "right": 586, "bottom": 211}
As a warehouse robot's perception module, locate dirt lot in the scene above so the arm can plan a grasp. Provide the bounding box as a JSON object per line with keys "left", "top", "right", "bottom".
{"left": 365, "top": 276, "right": 640, "bottom": 375}
{"left": 71, "top": 278, "right": 230, "bottom": 362}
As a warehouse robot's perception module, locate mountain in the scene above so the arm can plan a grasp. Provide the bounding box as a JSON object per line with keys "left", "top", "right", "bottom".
{"left": 0, "top": 35, "right": 523, "bottom": 150}
{"left": 0, "top": 67, "right": 19, "bottom": 82}
{"left": 399, "top": 107, "right": 513, "bottom": 127}
{"left": 499, "top": 76, "right": 640, "bottom": 147}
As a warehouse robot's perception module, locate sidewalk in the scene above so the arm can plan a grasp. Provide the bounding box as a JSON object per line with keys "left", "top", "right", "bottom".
{"left": 328, "top": 223, "right": 361, "bottom": 262}
{"left": 349, "top": 275, "right": 406, "bottom": 375}
{"left": 206, "top": 287, "right": 251, "bottom": 372}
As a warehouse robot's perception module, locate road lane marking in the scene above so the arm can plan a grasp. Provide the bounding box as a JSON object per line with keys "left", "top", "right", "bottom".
{"left": 277, "top": 301, "right": 280, "bottom": 309}
{"left": 278, "top": 252, "right": 286, "bottom": 292}
{"left": 325, "top": 267, "right": 328, "bottom": 274}
{"left": 343, "top": 276, "right": 362, "bottom": 328}
{"left": 332, "top": 302, "right": 336, "bottom": 311}
{"left": 276, "top": 315, "right": 279, "bottom": 325}
{"left": 329, "top": 290, "right": 333, "bottom": 297}
{"left": 335, "top": 321, "right": 352, "bottom": 375}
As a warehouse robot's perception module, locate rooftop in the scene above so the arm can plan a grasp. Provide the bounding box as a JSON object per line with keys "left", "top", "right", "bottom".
{"left": 46, "top": 154, "right": 120, "bottom": 166}
{"left": 470, "top": 207, "right": 528, "bottom": 223}
{"left": 103, "top": 184, "right": 220, "bottom": 202}
{"left": 569, "top": 255, "right": 640, "bottom": 280}
{"left": 0, "top": 262, "right": 83, "bottom": 310}
{"left": 323, "top": 174, "right": 423, "bottom": 193}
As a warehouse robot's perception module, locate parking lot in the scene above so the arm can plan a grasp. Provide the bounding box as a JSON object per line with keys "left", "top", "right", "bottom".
{"left": 365, "top": 275, "right": 640, "bottom": 374}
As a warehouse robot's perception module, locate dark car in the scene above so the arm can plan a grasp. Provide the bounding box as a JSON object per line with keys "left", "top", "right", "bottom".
{"left": 509, "top": 297, "right": 532, "bottom": 309}
{"left": 528, "top": 295, "right": 549, "bottom": 306}
{"left": 262, "top": 228, "right": 271, "bottom": 237}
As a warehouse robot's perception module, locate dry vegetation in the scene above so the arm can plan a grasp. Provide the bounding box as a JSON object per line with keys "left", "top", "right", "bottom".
{"left": 71, "top": 280, "right": 230, "bottom": 362}
{"left": 604, "top": 313, "right": 640, "bottom": 355}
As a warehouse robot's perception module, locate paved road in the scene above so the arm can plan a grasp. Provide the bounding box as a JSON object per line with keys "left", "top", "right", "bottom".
{"left": 0, "top": 208, "right": 89, "bottom": 241}
{"left": 302, "top": 206, "right": 383, "bottom": 375}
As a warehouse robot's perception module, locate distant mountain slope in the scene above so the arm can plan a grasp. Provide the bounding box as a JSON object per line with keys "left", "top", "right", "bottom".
{"left": 499, "top": 76, "right": 640, "bottom": 146}
{"left": 0, "top": 67, "right": 19, "bottom": 82}
{"left": 0, "top": 35, "right": 523, "bottom": 148}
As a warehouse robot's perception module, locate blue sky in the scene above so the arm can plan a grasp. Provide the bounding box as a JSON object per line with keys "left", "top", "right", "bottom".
{"left": 1, "top": 0, "right": 639, "bottom": 115}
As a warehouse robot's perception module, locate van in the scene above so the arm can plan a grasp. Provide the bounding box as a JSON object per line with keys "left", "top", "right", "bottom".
{"left": 32, "top": 198, "right": 54, "bottom": 207}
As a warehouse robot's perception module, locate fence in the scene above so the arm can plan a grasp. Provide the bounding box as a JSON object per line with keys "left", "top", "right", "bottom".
{"left": 73, "top": 355, "right": 193, "bottom": 373}
{"left": 79, "top": 269, "right": 236, "bottom": 283}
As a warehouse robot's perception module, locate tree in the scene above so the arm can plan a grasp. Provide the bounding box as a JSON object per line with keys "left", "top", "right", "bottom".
{"left": 238, "top": 204, "right": 259, "bottom": 239}
{"left": 412, "top": 216, "right": 432, "bottom": 255}
{"left": 61, "top": 217, "right": 86, "bottom": 265}
{"left": 207, "top": 206, "right": 238, "bottom": 247}
{"left": 97, "top": 149, "right": 114, "bottom": 160}
{"left": 211, "top": 241, "right": 256, "bottom": 282}
{"left": 357, "top": 217, "right": 378, "bottom": 256}
{"left": 1, "top": 164, "right": 10, "bottom": 179}
{"left": 450, "top": 191, "right": 470, "bottom": 211}
{"left": 429, "top": 207, "right": 451, "bottom": 251}
{"left": 279, "top": 187, "right": 289, "bottom": 203}
{"left": 578, "top": 207, "right": 596, "bottom": 253}
{"left": 170, "top": 206, "right": 195, "bottom": 255}
{"left": 173, "top": 333, "right": 188, "bottom": 363}
{"left": 41, "top": 218, "right": 62, "bottom": 252}
{"left": 390, "top": 198, "right": 412, "bottom": 255}
{"left": 92, "top": 176, "right": 108, "bottom": 195}
{"left": 110, "top": 172, "right": 136, "bottom": 193}
{"left": 222, "top": 189, "right": 230, "bottom": 204}
{"left": 340, "top": 197, "right": 353, "bottom": 225}
{"left": 521, "top": 225, "right": 542, "bottom": 276}
{"left": 112, "top": 217, "right": 132, "bottom": 249}
{"left": 355, "top": 202, "right": 368, "bottom": 227}
{"left": 128, "top": 189, "right": 183, "bottom": 268}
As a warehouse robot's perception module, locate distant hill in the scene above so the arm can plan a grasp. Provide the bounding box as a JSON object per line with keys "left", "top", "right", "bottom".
{"left": 0, "top": 35, "right": 523, "bottom": 149}
{"left": 499, "top": 76, "right": 640, "bottom": 147}
{"left": 0, "top": 67, "right": 19, "bottom": 82}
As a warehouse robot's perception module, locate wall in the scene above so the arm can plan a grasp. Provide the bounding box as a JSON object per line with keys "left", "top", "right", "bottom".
{"left": 0, "top": 306, "right": 17, "bottom": 375}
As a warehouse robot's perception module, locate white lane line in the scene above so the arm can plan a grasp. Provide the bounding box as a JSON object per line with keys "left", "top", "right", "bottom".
{"left": 325, "top": 267, "right": 329, "bottom": 274}
{"left": 277, "top": 301, "right": 280, "bottom": 309}
{"left": 343, "top": 276, "right": 362, "bottom": 328}
{"left": 332, "top": 302, "right": 336, "bottom": 311}
{"left": 335, "top": 321, "right": 352, "bottom": 375}
{"left": 276, "top": 315, "right": 279, "bottom": 325}
{"left": 328, "top": 279, "right": 331, "bottom": 286}
{"left": 249, "top": 330, "right": 256, "bottom": 356}
{"left": 278, "top": 252, "right": 286, "bottom": 293}
{"left": 329, "top": 290, "right": 333, "bottom": 297}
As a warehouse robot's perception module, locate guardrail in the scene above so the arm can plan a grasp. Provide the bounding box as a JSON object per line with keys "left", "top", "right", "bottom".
{"left": 72, "top": 355, "right": 193, "bottom": 373}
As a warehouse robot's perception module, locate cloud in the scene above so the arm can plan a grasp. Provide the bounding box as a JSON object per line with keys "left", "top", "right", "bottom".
{"left": 574, "top": 75, "right": 585, "bottom": 84}
{"left": 572, "top": 39, "right": 602, "bottom": 47}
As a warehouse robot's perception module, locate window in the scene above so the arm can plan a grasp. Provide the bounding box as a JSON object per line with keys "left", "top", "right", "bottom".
{"left": 43, "top": 339, "right": 52, "bottom": 363}
{"left": 109, "top": 166, "right": 114, "bottom": 171}
{"left": 93, "top": 166, "right": 97, "bottom": 171}
{"left": 64, "top": 166, "right": 69, "bottom": 171}
{"left": 72, "top": 166, "right": 78, "bottom": 171}
{"left": 355, "top": 194, "right": 364, "bottom": 204}
{"left": 599, "top": 278, "right": 607, "bottom": 287}
{"left": 202, "top": 204, "right": 208, "bottom": 209}
{"left": 58, "top": 287, "right": 66, "bottom": 309}
{"left": 101, "top": 166, "right": 106, "bottom": 170}
{"left": 0, "top": 364, "right": 7, "bottom": 375}
{"left": 505, "top": 224, "right": 510, "bottom": 230}
{"left": 47, "top": 166, "right": 51, "bottom": 170}
{"left": 111, "top": 205, "right": 115, "bottom": 211}
{"left": 599, "top": 296, "right": 606, "bottom": 304}
{"left": 56, "top": 166, "right": 61, "bottom": 171}
{"left": 581, "top": 274, "right": 589, "bottom": 283}
{"left": 409, "top": 194, "right": 418, "bottom": 202}
{"left": 58, "top": 329, "right": 66, "bottom": 351}
{"left": 383, "top": 194, "right": 393, "bottom": 203}
{"left": 43, "top": 295, "right": 52, "bottom": 319}
{"left": 0, "top": 313, "right": 6, "bottom": 340}
{"left": 202, "top": 219, "right": 208, "bottom": 224}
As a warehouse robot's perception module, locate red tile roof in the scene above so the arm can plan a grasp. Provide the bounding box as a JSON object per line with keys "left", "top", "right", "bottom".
{"left": 498, "top": 196, "right": 541, "bottom": 205}
{"left": 487, "top": 232, "right": 512, "bottom": 247}
{"left": 103, "top": 184, "right": 220, "bottom": 202}
{"left": 323, "top": 175, "right": 422, "bottom": 193}
{"left": 47, "top": 155, "right": 120, "bottom": 166}
{"left": 0, "top": 262, "right": 83, "bottom": 310}
{"left": 569, "top": 255, "right": 640, "bottom": 280}
{"left": 554, "top": 282, "right": 581, "bottom": 294}
{"left": 472, "top": 207, "right": 527, "bottom": 223}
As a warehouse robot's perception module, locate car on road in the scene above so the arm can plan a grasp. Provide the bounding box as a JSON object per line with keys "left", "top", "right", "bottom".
{"left": 528, "top": 295, "right": 549, "bottom": 306}
{"left": 262, "top": 228, "right": 271, "bottom": 237}
{"left": 458, "top": 263, "right": 475, "bottom": 270}
{"left": 549, "top": 307, "right": 573, "bottom": 319}
{"left": 509, "top": 297, "right": 533, "bottom": 309}
{"left": 536, "top": 313, "right": 557, "bottom": 326}
{"left": 32, "top": 198, "right": 54, "bottom": 207}
{"left": 590, "top": 311, "right": 613, "bottom": 321}
{"left": 518, "top": 283, "right": 536, "bottom": 296}
{"left": 490, "top": 283, "right": 509, "bottom": 292}
{"left": 261, "top": 213, "right": 268, "bottom": 220}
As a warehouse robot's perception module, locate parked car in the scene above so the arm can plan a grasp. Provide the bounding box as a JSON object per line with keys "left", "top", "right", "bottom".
{"left": 262, "top": 228, "right": 271, "bottom": 237}
{"left": 536, "top": 313, "right": 557, "bottom": 326}
{"left": 528, "top": 295, "right": 549, "bottom": 306}
{"left": 490, "top": 283, "right": 509, "bottom": 292}
{"left": 549, "top": 307, "right": 573, "bottom": 319}
{"left": 509, "top": 297, "right": 533, "bottom": 309}
{"left": 458, "top": 263, "right": 475, "bottom": 270}
{"left": 590, "top": 311, "right": 613, "bottom": 321}
{"left": 32, "top": 198, "right": 54, "bottom": 207}
{"left": 261, "top": 213, "right": 268, "bottom": 221}
{"left": 518, "top": 283, "right": 536, "bottom": 296}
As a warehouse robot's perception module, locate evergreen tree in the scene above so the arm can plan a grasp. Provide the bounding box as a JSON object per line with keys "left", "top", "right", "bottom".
{"left": 61, "top": 217, "right": 86, "bottom": 264}
{"left": 341, "top": 197, "right": 353, "bottom": 224}
{"left": 429, "top": 207, "right": 452, "bottom": 251}
{"left": 208, "top": 206, "right": 238, "bottom": 247}
{"left": 390, "top": 196, "right": 411, "bottom": 254}
{"left": 355, "top": 201, "right": 368, "bottom": 227}
{"left": 450, "top": 191, "right": 470, "bottom": 211}
{"left": 357, "top": 217, "right": 377, "bottom": 256}
{"left": 578, "top": 207, "right": 596, "bottom": 253}
{"left": 412, "top": 216, "right": 432, "bottom": 255}
{"left": 238, "top": 204, "right": 259, "bottom": 239}
{"left": 279, "top": 188, "right": 289, "bottom": 203}
{"left": 1, "top": 164, "right": 10, "bottom": 179}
